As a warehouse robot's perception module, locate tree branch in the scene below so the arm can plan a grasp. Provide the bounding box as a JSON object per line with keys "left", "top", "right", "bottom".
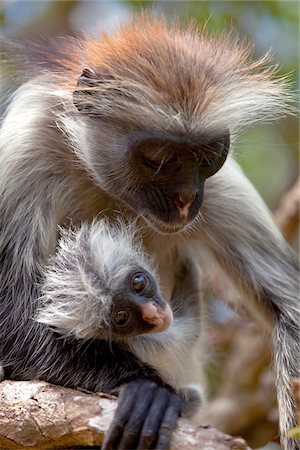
{"left": 274, "top": 177, "right": 300, "bottom": 241}
{"left": 0, "top": 380, "right": 251, "bottom": 450}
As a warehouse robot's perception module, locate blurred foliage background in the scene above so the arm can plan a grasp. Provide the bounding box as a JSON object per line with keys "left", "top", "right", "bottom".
{"left": 0, "top": 2, "right": 299, "bottom": 449}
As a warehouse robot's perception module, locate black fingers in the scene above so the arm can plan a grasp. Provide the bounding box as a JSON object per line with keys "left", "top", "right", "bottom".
{"left": 118, "top": 381, "right": 157, "bottom": 449}
{"left": 102, "top": 379, "right": 183, "bottom": 450}
{"left": 101, "top": 379, "right": 143, "bottom": 449}
{"left": 155, "top": 394, "right": 183, "bottom": 450}
{"left": 137, "top": 386, "right": 169, "bottom": 449}
{"left": 137, "top": 387, "right": 183, "bottom": 450}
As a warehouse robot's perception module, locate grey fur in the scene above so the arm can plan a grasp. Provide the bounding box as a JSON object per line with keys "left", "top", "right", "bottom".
{"left": 0, "top": 19, "right": 299, "bottom": 449}
{"left": 36, "top": 220, "right": 157, "bottom": 340}
{"left": 36, "top": 220, "right": 203, "bottom": 415}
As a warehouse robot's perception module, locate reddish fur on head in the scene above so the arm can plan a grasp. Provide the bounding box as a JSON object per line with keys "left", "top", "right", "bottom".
{"left": 48, "top": 14, "right": 290, "bottom": 136}
{"left": 3, "top": 14, "right": 290, "bottom": 135}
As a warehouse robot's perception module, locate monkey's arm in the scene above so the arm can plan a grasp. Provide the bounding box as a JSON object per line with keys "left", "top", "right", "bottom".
{"left": 196, "top": 158, "right": 299, "bottom": 447}
{"left": 200, "top": 158, "right": 299, "bottom": 325}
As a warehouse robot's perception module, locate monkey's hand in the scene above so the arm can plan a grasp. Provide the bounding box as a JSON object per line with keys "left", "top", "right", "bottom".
{"left": 102, "top": 378, "right": 183, "bottom": 450}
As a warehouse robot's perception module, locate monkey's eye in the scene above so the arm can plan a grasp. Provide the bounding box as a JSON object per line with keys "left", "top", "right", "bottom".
{"left": 142, "top": 154, "right": 179, "bottom": 173}
{"left": 114, "top": 309, "right": 131, "bottom": 328}
{"left": 131, "top": 273, "right": 150, "bottom": 294}
{"left": 142, "top": 155, "right": 161, "bottom": 171}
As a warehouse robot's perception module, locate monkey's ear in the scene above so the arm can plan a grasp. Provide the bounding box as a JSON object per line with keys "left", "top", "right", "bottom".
{"left": 73, "top": 68, "right": 99, "bottom": 113}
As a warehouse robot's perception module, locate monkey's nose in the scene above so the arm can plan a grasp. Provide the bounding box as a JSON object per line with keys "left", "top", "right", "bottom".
{"left": 172, "top": 191, "right": 197, "bottom": 219}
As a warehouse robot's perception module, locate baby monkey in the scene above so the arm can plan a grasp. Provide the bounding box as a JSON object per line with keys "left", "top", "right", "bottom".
{"left": 36, "top": 220, "right": 203, "bottom": 450}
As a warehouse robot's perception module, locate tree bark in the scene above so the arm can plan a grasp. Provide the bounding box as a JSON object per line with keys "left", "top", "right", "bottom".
{"left": 0, "top": 380, "right": 251, "bottom": 450}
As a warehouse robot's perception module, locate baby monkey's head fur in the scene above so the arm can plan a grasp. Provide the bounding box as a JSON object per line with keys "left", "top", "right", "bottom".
{"left": 36, "top": 220, "right": 172, "bottom": 341}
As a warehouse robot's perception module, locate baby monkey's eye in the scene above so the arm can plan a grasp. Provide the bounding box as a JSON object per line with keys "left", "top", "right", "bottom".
{"left": 114, "top": 309, "right": 131, "bottom": 328}
{"left": 131, "top": 273, "right": 149, "bottom": 294}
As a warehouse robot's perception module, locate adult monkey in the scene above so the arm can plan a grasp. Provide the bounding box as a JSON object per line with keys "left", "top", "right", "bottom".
{"left": 0, "top": 16, "right": 298, "bottom": 450}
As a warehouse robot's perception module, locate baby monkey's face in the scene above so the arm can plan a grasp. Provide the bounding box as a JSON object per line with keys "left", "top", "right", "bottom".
{"left": 108, "top": 269, "right": 173, "bottom": 340}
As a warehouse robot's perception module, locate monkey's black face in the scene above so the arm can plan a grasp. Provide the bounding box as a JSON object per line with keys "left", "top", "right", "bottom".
{"left": 126, "top": 132, "right": 230, "bottom": 233}
{"left": 110, "top": 269, "right": 172, "bottom": 339}
{"left": 73, "top": 75, "right": 229, "bottom": 233}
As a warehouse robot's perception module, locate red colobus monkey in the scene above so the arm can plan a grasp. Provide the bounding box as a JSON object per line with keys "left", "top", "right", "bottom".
{"left": 0, "top": 16, "right": 298, "bottom": 450}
